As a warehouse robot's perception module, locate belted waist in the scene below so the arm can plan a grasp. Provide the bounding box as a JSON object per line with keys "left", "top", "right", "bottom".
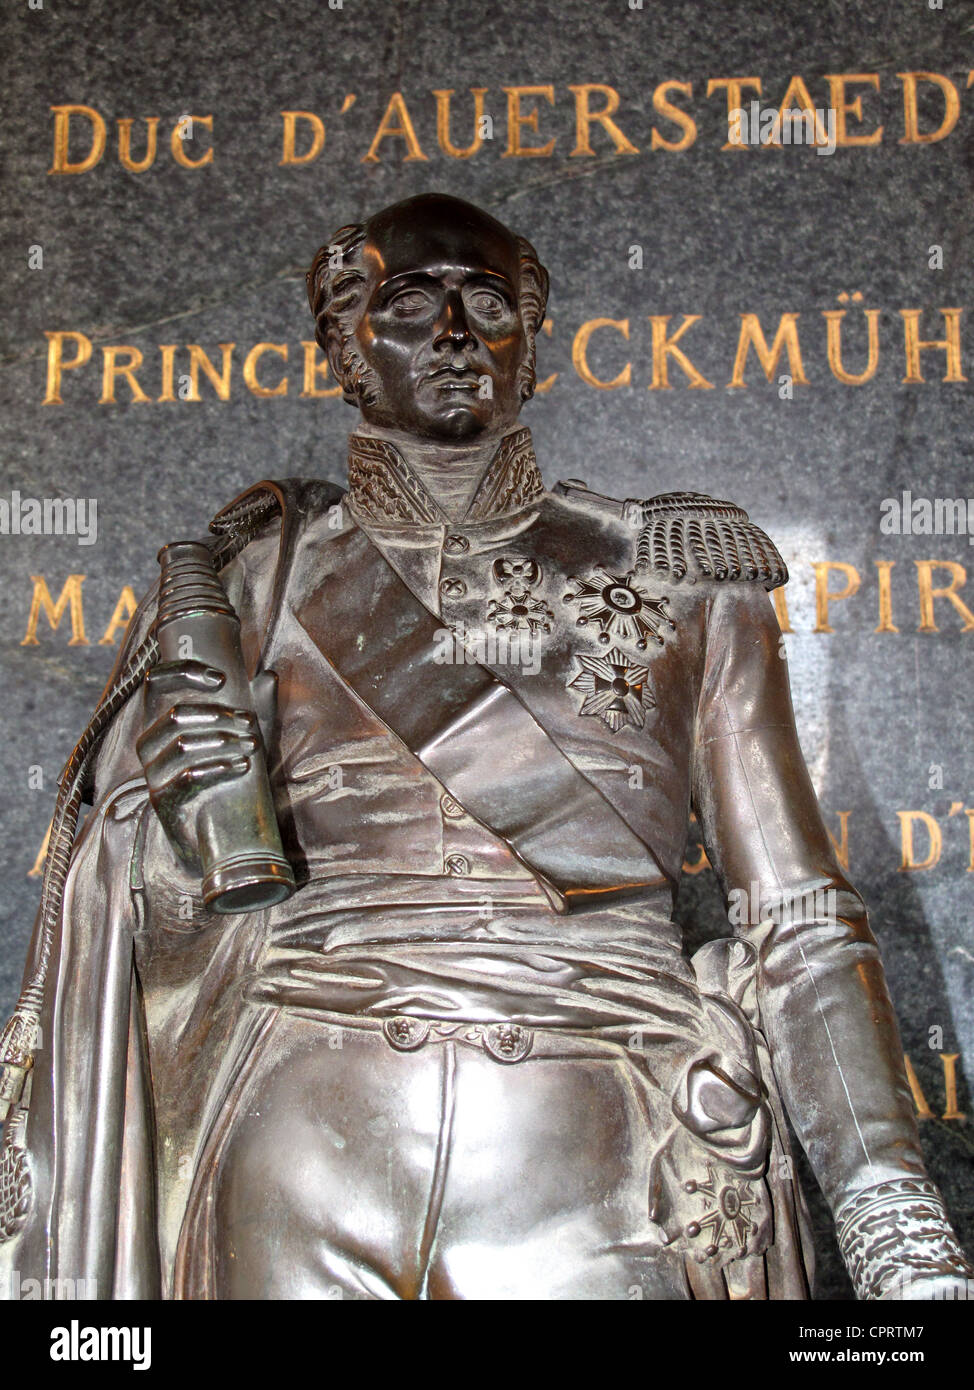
{"left": 236, "top": 884, "right": 785, "bottom": 1278}
{"left": 245, "top": 875, "right": 708, "bottom": 1037}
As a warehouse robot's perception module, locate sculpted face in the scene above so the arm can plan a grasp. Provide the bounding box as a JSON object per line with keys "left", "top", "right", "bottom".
{"left": 330, "top": 196, "right": 529, "bottom": 442}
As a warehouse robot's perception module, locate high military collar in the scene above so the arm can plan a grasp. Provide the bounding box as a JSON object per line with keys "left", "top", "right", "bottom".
{"left": 346, "top": 425, "right": 545, "bottom": 527}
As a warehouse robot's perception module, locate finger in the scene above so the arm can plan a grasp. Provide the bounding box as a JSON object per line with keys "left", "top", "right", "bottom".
{"left": 174, "top": 730, "right": 259, "bottom": 758}
{"left": 140, "top": 730, "right": 258, "bottom": 784}
{"left": 145, "top": 660, "right": 226, "bottom": 691}
{"left": 143, "top": 660, "right": 226, "bottom": 723}
{"left": 137, "top": 705, "right": 257, "bottom": 765}
{"left": 163, "top": 756, "right": 252, "bottom": 797}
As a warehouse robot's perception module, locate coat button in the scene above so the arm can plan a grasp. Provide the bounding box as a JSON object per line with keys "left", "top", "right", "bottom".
{"left": 383, "top": 1016, "right": 431, "bottom": 1051}
{"left": 444, "top": 534, "right": 470, "bottom": 555}
{"left": 439, "top": 576, "right": 467, "bottom": 598}
{"left": 440, "top": 793, "right": 465, "bottom": 819}
{"left": 445, "top": 853, "right": 469, "bottom": 876}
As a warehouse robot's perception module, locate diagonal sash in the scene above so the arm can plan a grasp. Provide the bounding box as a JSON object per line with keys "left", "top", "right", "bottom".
{"left": 218, "top": 480, "right": 668, "bottom": 914}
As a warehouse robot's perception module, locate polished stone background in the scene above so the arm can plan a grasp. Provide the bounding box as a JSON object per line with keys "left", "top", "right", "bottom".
{"left": 1, "top": 0, "right": 971, "bottom": 1299}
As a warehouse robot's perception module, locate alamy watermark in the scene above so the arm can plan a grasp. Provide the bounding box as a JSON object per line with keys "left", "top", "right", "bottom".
{"left": 726, "top": 881, "right": 838, "bottom": 928}
{"left": 433, "top": 621, "right": 542, "bottom": 675}
{"left": 880, "top": 491, "right": 974, "bottom": 545}
{"left": 729, "top": 102, "right": 837, "bottom": 155}
{"left": 10, "top": 1270, "right": 96, "bottom": 1300}
{"left": 49, "top": 1317, "right": 151, "bottom": 1370}
{"left": 0, "top": 491, "right": 97, "bottom": 545}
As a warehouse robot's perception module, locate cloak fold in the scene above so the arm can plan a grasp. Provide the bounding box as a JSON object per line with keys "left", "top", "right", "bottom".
{"left": 1, "top": 781, "right": 159, "bottom": 1297}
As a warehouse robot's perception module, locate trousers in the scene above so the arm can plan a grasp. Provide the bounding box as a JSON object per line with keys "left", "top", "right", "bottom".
{"left": 184, "top": 1008, "right": 696, "bottom": 1300}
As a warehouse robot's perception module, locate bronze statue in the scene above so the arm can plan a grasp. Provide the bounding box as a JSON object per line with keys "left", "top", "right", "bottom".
{"left": 0, "top": 193, "right": 970, "bottom": 1300}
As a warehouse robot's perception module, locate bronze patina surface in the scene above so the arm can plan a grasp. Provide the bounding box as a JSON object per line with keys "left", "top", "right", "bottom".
{"left": 0, "top": 194, "right": 970, "bottom": 1300}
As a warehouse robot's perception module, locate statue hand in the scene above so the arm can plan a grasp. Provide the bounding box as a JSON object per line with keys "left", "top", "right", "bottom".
{"left": 136, "top": 660, "right": 261, "bottom": 867}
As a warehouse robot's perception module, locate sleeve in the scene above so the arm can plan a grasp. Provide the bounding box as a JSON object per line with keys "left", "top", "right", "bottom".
{"left": 690, "top": 581, "right": 971, "bottom": 1297}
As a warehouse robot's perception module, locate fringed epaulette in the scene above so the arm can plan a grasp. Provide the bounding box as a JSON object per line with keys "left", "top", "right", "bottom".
{"left": 209, "top": 478, "right": 346, "bottom": 562}
{"left": 622, "top": 491, "right": 788, "bottom": 591}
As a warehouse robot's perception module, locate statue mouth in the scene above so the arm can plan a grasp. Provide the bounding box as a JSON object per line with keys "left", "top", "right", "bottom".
{"left": 426, "top": 367, "right": 483, "bottom": 392}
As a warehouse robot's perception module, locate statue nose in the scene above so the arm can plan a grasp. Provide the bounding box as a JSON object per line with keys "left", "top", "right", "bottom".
{"left": 434, "top": 292, "right": 474, "bottom": 349}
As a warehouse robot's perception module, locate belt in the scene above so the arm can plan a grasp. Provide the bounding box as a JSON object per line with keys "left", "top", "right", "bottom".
{"left": 383, "top": 1015, "right": 534, "bottom": 1063}
{"left": 277, "top": 1004, "right": 635, "bottom": 1067}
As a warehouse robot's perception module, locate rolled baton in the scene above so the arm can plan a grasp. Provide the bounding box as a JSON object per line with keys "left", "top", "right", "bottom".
{"left": 154, "top": 540, "right": 296, "bottom": 914}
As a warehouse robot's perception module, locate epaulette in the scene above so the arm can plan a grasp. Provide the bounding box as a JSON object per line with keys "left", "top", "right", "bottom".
{"left": 209, "top": 477, "right": 345, "bottom": 547}
{"left": 554, "top": 481, "right": 788, "bottom": 591}
{"left": 627, "top": 491, "right": 788, "bottom": 589}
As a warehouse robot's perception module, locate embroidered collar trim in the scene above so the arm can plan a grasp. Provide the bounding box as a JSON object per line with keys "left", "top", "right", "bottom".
{"left": 346, "top": 426, "right": 545, "bottom": 527}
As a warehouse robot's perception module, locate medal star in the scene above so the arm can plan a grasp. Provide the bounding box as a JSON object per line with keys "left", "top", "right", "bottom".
{"left": 685, "top": 1164, "right": 758, "bottom": 1256}
{"left": 567, "top": 646, "right": 653, "bottom": 733}
{"left": 563, "top": 568, "right": 674, "bottom": 649}
{"left": 487, "top": 588, "right": 553, "bottom": 634}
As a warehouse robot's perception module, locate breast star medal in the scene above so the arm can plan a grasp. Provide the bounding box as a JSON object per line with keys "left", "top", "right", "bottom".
{"left": 564, "top": 568, "right": 672, "bottom": 732}
{"left": 567, "top": 647, "right": 653, "bottom": 734}
{"left": 563, "top": 568, "right": 675, "bottom": 650}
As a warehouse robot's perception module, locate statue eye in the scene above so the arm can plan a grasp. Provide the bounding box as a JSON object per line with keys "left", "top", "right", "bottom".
{"left": 389, "top": 290, "right": 431, "bottom": 316}
{"left": 467, "top": 289, "right": 508, "bottom": 317}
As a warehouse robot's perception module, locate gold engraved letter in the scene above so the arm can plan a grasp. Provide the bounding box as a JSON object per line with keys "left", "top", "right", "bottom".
{"left": 503, "top": 85, "right": 556, "bottom": 157}
{"left": 117, "top": 117, "right": 160, "bottom": 172}
{"left": 243, "top": 343, "right": 288, "bottom": 397}
{"left": 825, "top": 811, "right": 852, "bottom": 872}
{"left": 874, "top": 560, "right": 899, "bottom": 633}
{"left": 568, "top": 84, "right": 638, "bottom": 156}
{"left": 432, "top": 89, "right": 488, "bottom": 158}
{"left": 572, "top": 318, "right": 631, "bottom": 389}
{"left": 729, "top": 313, "right": 809, "bottom": 388}
{"left": 648, "top": 315, "right": 714, "bottom": 389}
{"left": 280, "top": 111, "right": 325, "bottom": 165}
{"left": 915, "top": 560, "right": 974, "bottom": 632}
{"left": 823, "top": 307, "right": 880, "bottom": 385}
{"left": 898, "top": 72, "right": 960, "bottom": 144}
{"left": 186, "top": 344, "right": 235, "bottom": 402}
{"left": 902, "top": 1055, "right": 935, "bottom": 1120}
{"left": 21, "top": 575, "right": 88, "bottom": 646}
{"left": 824, "top": 73, "right": 882, "bottom": 146}
{"left": 900, "top": 308, "right": 966, "bottom": 383}
{"left": 171, "top": 114, "right": 214, "bottom": 168}
{"left": 99, "top": 587, "right": 138, "bottom": 645}
{"left": 100, "top": 346, "right": 150, "bottom": 404}
{"left": 362, "top": 93, "right": 428, "bottom": 163}
{"left": 650, "top": 81, "right": 696, "bottom": 151}
{"left": 706, "top": 78, "right": 762, "bottom": 151}
{"left": 44, "top": 330, "right": 93, "bottom": 404}
{"left": 300, "top": 341, "right": 342, "bottom": 398}
{"left": 49, "top": 104, "right": 106, "bottom": 174}
{"left": 897, "top": 811, "right": 942, "bottom": 871}
{"left": 812, "top": 561, "right": 861, "bottom": 632}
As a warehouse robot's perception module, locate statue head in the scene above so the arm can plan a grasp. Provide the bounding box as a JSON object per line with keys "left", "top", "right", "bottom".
{"left": 306, "top": 193, "right": 549, "bottom": 442}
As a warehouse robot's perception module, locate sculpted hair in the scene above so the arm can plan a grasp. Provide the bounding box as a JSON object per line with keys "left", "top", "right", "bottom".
{"left": 306, "top": 223, "right": 375, "bottom": 406}
{"left": 306, "top": 219, "right": 550, "bottom": 405}
{"left": 512, "top": 234, "right": 549, "bottom": 401}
